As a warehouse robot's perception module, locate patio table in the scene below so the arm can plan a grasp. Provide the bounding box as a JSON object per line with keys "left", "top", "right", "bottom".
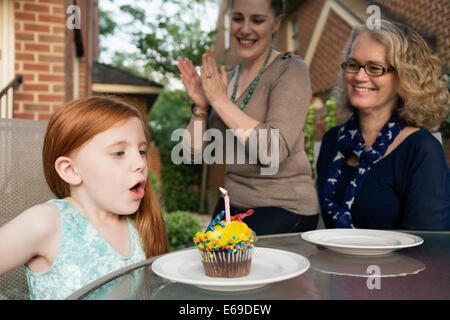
{"left": 66, "top": 230, "right": 450, "bottom": 300}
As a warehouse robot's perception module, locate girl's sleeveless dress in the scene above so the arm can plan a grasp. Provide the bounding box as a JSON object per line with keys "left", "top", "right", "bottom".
{"left": 25, "top": 199, "right": 146, "bottom": 300}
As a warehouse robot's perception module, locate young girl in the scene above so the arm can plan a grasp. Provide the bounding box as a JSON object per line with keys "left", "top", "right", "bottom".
{"left": 0, "top": 96, "right": 169, "bottom": 299}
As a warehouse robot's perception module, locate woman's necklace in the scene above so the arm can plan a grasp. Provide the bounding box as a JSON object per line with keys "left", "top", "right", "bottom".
{"left": 231, "top": 46, "right": 273, "bottom": 110}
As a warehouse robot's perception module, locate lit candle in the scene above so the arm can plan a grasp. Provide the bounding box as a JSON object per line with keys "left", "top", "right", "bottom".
{"left": 219, "top": 187, "right": 231, "bottom": 225}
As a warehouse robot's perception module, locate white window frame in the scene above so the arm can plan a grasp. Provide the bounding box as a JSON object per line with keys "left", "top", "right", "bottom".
{"left": 287, "top": 16, "right": 299, "bottom": 52}
{"left": 224, "top": 8, "right": 231, "bottom": 51}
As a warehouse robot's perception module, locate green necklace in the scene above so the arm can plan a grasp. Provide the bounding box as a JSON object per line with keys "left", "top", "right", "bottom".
{"left": 231, "top": 46, "right": 273, "bottom": 110}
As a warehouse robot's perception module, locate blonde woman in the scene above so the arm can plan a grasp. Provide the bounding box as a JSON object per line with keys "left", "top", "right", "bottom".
{"left": 316, "top": 20, "right": 450, "bottom": 230}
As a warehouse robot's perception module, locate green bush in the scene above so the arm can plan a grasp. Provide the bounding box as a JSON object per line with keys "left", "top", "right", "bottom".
{"left": 148, "top": 88, "right": 202, "bottom": 211}
{"left": 162, "top": 210, "right": 202, "bottom": 251}
{"left": 305, "top": 104, "right": 315, "bottom": 174}
{"left": 159, "top": 149, "right": 201, "bottom": 212}
{"left": 441, "top": 74, "right": 450, "bottom": 138}
{"left": 149, "top": 170, "right": 161, "bottom": 197}
{"left": 325, "top": 97, "right": 337, "bottom": 130}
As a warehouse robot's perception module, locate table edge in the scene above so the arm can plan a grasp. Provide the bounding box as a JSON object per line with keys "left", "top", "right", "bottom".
{"left": 65, "top": 230, "right": 449, "bottom": 299}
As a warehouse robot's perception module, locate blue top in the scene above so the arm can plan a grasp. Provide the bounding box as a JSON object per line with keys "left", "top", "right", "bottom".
{"left": 316, "top": 127, "right": 450, "bottom": 230}
{"left": 25, "top": 199, "right": 146, "bottom": 300}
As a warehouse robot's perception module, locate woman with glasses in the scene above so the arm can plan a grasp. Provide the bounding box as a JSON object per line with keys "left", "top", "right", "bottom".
{"left": 316, "top": 20, "right": 450, "bottom": 230}
{"left": 176, "top": 0, "right": 320, "bottom": 235}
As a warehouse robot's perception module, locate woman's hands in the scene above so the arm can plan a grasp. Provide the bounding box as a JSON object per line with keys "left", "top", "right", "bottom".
{"left": 176, "top": 57, "right": 209, "bottom": 110}
{"left": 177, "top": 49, "right": 228, "bottom": 111}
{"left": 200, "top": 49, "right": 228, "bottom": 106}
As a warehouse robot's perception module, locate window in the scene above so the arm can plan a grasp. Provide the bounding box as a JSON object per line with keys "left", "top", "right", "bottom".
{"left": 291, "top": 18, "right": 299, "bottom": 51}
{"left": 224, "top": 9, "right": 231, "bottom": 50}
{"left": 286, "top": 17, "right": 299, "bottom": 52}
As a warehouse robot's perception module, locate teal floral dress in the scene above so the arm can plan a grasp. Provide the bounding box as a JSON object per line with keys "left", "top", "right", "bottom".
{"left": 26, "top": 199, "right": 146, "bottom": 300}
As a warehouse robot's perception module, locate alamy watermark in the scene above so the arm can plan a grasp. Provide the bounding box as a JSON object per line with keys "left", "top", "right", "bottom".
{"left": 66, "top": 5, "right": 81, "bottom": 30}
{"left": 366, "top": 265, "right": 381, "bottom": 290}
{"left": 366, "top": 5, "right": 381, "bottom": 30}
{"left": 170, "top": 121, "right": 280, "bottom": 175}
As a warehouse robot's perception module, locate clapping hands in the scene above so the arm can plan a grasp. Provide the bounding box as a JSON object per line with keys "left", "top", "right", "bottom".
{"left": 176, "top": 57, "right": 209, "bottom": 110}
{"left": 177, "top": 48, "right": 228, "bottom": 110}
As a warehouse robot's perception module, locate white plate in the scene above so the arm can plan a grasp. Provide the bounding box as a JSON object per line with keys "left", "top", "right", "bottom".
{"left": 301, "top": 229, "right": 423, "bottom": 255}
{"left": 152, "top": 247, "right": 310, "bottom": 291}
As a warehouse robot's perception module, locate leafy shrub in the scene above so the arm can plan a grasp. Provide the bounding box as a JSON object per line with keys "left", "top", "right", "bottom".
{"left": 148, "top": 88, "right": 202, "bottom": 211}
{"left": 440, "top": 74, "right": 450, "bottom": 138}
{"left": 325, "top": 97, "right": 337, "bottom": 130}
{"left": 149, "top": 170, "right": 161, "bottom": 197}
{"left": 305, "top": 104, "right": 315, "bottom": 174}
{"left": 159, "top": 149, "right": 201, "bottom": 212}
{"left": 162, "top": 210, "right": 202, "bottom": 251}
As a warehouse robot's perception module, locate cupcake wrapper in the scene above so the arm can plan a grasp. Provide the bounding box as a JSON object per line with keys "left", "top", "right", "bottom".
{"left": 200, "top": 248, "right": 253, "bottom": 278}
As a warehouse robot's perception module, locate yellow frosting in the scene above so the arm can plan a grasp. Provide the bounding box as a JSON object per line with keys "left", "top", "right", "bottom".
{"left": 193, "top": 220, "right": 257, "bottom": 253}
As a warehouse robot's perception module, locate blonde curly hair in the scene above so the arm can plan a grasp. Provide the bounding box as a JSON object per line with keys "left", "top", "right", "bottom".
{"left": 336, "top": 20, "right": 449, "bottom": 131}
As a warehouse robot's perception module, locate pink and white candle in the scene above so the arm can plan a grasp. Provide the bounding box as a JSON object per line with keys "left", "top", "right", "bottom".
{"left": 219, "top": 187, "right": 231, "bottom": 225}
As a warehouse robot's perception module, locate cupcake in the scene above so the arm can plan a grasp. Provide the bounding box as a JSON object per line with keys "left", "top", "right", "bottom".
{"left": 193, "top": 210, "right": 257, "bottom": 278}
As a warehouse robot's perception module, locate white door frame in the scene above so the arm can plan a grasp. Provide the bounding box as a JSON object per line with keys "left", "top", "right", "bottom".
{"left": 0, "top": 0, "right": 15, "bottom": 118}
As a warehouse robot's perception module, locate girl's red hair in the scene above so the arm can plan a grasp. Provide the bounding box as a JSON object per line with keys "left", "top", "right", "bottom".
{"left": 42, "top": 96, "right": 169, "bottom": 258}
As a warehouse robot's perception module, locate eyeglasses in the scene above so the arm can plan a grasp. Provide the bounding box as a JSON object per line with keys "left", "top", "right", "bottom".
{"left": 341, "top": 61, "right": 395, "bottom": 77}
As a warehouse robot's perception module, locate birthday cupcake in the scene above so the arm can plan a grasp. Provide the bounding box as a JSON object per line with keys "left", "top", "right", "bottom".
{"left": 193, "top": 210, "right": 257, "bottom": 278}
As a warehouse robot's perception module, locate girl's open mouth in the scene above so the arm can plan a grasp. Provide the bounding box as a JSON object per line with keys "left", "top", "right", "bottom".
{"left": 129, "top": 180, "right": 145, "bottom": 200}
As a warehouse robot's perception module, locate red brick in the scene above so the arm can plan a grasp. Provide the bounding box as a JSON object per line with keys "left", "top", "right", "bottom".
{"left": 38, "top": 34, "right": 64, "bottom": 43}
{"left": 23, "top": 103, "right": 50, "bottom": 112}
{"left": 15, "top": 12, "right": 35, "bottom": 21}
{"left": 52, "top": 26, "right": 65, "bottom": 34}
{"left": 38, "top": 54, "right": 65, "bottom": 63}
{"left": 15, "top": 33, "right": 34, "bottom": 41}
{"left": 39, "top": 0, "right": 64, "bottom": 4}
{"left": 23, "top": 23, "right": 50, "bottom": 33}
{"left": 24, "top": 3, "right": 50, "bottom": 13}
{"left": 53, "top": 46, "right": 65, "bottom": 54}
{"left": 23, "top": 63, "right": 50, "bottom": 72}
{"left": 38, "top": 74, "right": 64, "bottom": 82}
{"left": 38, "top": 113, "right": 53, "bottom": 121}
{"left": 52, "top": 6, "right": 65, "bottom": 15}
{"left": 23, "top": 84, "right": 49, "bottom": 91}
{"left": 15, "top": 93, "right": 35, "bottom": 102}
{"left": 22, "top": 74, "right": 34, "bottom": 81}
{"left": 24, "top": 43, "right": 50, "bottom": 52}
{"left": 52, "top": 65, "right": 65, "bottom": 73}
{"left": 15, "top": 53, "right": 35, "bottom": 61}
{"left": 52, "top": 84, "right": 65, "bottom": 92}
{"left": 38, "top": 94, "right": 65, "bottom": 102}
{"left": 38, "top": 14, "right": 65, "bottom": 24}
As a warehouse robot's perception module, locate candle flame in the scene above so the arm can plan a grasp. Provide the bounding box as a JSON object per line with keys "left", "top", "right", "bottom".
{"left": 219, "top": 187, "right": 228, "bottom": 195}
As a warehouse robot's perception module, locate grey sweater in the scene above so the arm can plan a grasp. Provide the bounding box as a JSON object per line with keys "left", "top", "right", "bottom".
{"left": 207, "top": 52, "right": 320, "bottom": 215}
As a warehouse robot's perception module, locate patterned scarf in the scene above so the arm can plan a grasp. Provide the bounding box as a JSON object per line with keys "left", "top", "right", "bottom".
{"left": 320, "top": 111, "right": 406, "bottom": 228}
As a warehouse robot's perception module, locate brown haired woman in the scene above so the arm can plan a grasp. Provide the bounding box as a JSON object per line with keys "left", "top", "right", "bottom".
{"left": 0, "top": 96, "right": 169, "bottom": 299}
{"left": 177, "top": 0, "right": 320, "bottom": 235}
{"left": 316, "top": 20, "right": 450, "bottom": 230}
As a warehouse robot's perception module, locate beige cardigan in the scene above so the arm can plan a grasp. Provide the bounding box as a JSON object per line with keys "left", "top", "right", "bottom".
{"left": 207, "top": 52, "right": 320, "bottom": 215}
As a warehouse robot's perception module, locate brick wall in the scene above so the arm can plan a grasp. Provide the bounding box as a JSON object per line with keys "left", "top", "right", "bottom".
{"left": 373, "top": 0, "right": 449, "bottom": 67}
{"left": 309, "top": 10, "right": 353, "bottom": 94}
{"left": 296, "top": 0, "right": 324, "bottom": 58}
{"left": 13, "top": 0, "right": 66, "bottom": 121}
